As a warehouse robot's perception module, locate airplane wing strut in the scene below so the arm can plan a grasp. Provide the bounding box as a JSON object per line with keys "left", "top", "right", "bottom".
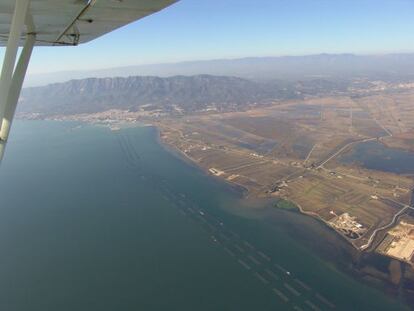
{"left": 0, "top": 0, "right": 33, "bottom": 161}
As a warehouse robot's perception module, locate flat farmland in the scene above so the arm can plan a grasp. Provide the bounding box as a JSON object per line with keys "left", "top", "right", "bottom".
{"left": 157, "top": 91, "right": 414, "bottom": 251}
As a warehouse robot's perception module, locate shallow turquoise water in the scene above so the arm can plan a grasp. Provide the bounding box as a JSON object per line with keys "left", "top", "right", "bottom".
{"left": 0, "top": 121, "right": 409, "bottom": 311}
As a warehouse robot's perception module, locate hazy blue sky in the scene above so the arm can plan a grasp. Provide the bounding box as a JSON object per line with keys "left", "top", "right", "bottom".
{"left": 2, "top": 0, "right": 414, "bottom": 74}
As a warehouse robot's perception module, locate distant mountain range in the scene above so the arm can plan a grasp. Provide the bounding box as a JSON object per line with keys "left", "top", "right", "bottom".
{"left": 25, "top": 53, "right": 414, "bottom": 87}
{"left": 18, "top": 75, "right": 298, "bottom": 116}
{"left": 20, "top": 53, "right": 414, "bottom": 117}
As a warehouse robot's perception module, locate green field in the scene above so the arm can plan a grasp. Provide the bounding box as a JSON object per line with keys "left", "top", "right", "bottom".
{"left": 274, "top": 199, "right": 299, "bottom": 211}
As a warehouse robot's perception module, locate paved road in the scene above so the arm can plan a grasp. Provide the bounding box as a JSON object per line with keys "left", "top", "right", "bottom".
{"left": 360, "top": 197, "right": 414, "bottom": 251}
{"left": 316, "top": 137, "right": 377, "bottom": 169}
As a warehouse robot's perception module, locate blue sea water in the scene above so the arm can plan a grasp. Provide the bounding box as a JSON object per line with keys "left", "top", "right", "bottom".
{"left": 0, "top": 121, "right": 408, "bottom": 311}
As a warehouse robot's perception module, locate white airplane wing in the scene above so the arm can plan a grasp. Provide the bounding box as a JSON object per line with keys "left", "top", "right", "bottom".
{"left": 0, "top": 0, "right": 178, "bottom": 162}
{"left": 0, "top": 0, "right": 178, "bottom": 46}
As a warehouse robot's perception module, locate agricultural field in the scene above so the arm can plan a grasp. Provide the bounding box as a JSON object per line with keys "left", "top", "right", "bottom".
{"left": 157, "top": 90, "right": 414, "bottom": 254}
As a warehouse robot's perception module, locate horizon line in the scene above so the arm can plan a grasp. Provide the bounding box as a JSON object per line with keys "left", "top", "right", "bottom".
{"left": 27, "top": 51, "right": 414, "bottom": 76}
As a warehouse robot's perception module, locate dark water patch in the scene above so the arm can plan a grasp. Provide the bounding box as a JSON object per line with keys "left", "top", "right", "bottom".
{"left": 340, "top": 140, "right": 414, "bottom": 174}
{"left": 292, "top": 143, "right": 310, "bottom": 159}
{"left": 292, "top": 139, "right": 315, "bottom": 159}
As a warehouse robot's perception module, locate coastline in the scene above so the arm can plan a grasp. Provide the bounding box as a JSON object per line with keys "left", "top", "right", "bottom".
{"left": 153, "top": 125, "right": 250, "bottom": 199}
{"left": 150, "top": 123, "right": 413, "bottom": 304}
{"left": 16, "top": 119, "right": 413, "bottom": 305}
{"left": 20, "top": 119, "right": 411, "bottom": 251}
{"left": 154, "top": 122, "right": 371, "bottom": 251}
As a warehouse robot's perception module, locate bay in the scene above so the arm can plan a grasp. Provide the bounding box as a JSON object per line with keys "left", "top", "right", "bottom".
{"left": 0, "top": 121, "right": 408, "bottom": 311}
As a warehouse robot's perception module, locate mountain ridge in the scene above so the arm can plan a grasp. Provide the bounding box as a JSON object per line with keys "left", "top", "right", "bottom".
{"left": 18, "top": 74, "right": 296, "bottom": 116}
{"left": 25, "top": 53, "right": 414, "bottom": 87}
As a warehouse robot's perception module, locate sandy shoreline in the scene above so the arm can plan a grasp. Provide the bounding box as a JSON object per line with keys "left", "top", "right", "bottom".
{"left": 153, "top": 125, "right": 250, "bottom": 199}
